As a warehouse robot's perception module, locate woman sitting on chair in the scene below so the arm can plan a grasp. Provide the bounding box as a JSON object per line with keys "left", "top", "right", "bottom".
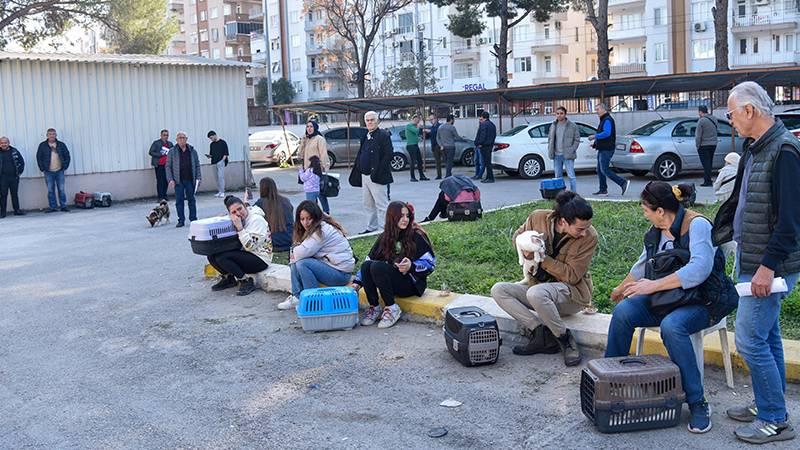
{"left": 605, "top": 181, "right": 728, "bottom": 435}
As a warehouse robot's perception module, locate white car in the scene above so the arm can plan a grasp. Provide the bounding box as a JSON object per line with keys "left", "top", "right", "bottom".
{"left": 491, "top": 121, "right": 599, "bottom": 179}
{"left": 248, "top": 130, "right": 300, "bottom": 165}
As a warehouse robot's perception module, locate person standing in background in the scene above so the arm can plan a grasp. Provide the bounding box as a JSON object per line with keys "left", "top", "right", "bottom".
{"left": 427, "top": 114, "right": 443, "bottom": 179}
{"left": 167, "top": 132, "right": 201, "bottom": 228}
{"left": 36, "top": 128, "right": 71, "bottom": 213}
{"left": 436, "top": 114, "right": 464, "bottom": 178}
{"left": 297, "top": 120, "right": 331, "bottom": 213}
{"left": 473, "top": 111, "right": 496, "bottom": 183}
{"left": 589, "top": 103, "right": 630, "bottom": 196}
{"left": 696, "top": 105, "right": 719, "bottom": 187}
{"left": 547, "top": 106, "right": 581, "bottom": 192}
{"left": 349, "top": 111, "right": 394, "bottom": 234}
{"left": 405, "top": 114, "right": 428, "bottom": 182}
{"left": 0, "top": 136, "right": 25, "bottom": 217}
{"left": 206, "top": 131, "right": 229, "bottom": 198}
{"left": 148, "top": 129, "right": 172, "bottom": 200}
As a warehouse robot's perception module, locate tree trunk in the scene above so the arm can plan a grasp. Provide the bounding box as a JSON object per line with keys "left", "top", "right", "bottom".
{"left": 596, "top": 0, "right": 611, "bottom": 80}
{"left": 713, "top": 1, "right": 729, "bottom": 71}
{"left": 497, "top": 14, "right": 510, "bottom": 89}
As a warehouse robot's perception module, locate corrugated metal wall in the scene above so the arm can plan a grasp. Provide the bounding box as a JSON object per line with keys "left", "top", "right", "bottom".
{"left": 0, "top": 59, "right": 248, "bottom": 178}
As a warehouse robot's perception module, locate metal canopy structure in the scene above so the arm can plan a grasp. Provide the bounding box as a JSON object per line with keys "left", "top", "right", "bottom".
{"left": 275, "top": 66, "right": 800, "bottom": 113}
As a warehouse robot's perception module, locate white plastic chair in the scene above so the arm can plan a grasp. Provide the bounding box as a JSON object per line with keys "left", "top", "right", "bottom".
{"left": 635, "top": 316, "right": 734, "bottom": 389}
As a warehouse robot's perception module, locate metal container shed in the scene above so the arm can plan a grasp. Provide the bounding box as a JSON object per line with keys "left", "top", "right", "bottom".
{"left": 0, "top": 52, "right": 250, "bottom": 209}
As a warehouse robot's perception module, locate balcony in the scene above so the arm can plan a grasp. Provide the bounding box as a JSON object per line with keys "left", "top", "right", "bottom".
{"left": 308, "top": 68, "right": 338, "bottom": 79}
{"left": 305, "top": 19, "right": 324, "bottom": 32}
{"left": 608, "top": 25, "right": 646, "bottom": 44}
{"left": 732, "top": 50, "right": 799, "bottom": 68}
{"left": 531, "top": 36, "right": 567, "bottom": 54}
{"left": 451, "top": 45, "right": 481, "bottom": 61}
{"left": 225, "top": 21, "right": 263, "bottom": 42}
{"left": 731, "top": 8, "right": 800, "bottom": 34}
{"left": 610, "top": 62, "right": 646, "bottom": 78}
{"left": 608, "top": 0, "right": 645, "bottom": 12}
{"left": 306, "top": 43, "right": 326, "bottom": 55}
{"left": 532, "top": 72, "right": 569, "bottom": 83}
{"left": 168, "top": 1, "right": 183, "bottom": 13}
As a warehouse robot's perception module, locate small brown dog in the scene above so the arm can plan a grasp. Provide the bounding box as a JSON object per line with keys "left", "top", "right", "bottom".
{"left": 146, "top": 200, "right": 170, "bottom": 227}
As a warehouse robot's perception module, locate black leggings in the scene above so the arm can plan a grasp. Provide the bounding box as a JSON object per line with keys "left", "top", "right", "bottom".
{"left": 360, "top": 260, "right": 418, "bottom": 307}
{"left": 208, "top": 250, "right": 268, "bottom": 279}
{"left": 425, "top": 191, "right": 449, "bottom": 221}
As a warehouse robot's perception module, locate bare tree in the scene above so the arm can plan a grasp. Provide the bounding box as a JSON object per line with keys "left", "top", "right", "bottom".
{"left": 308, "top": 0, "right": 414, "bottom": 98}
{"left": 0, "top": 1, "right": 113, "bottom": 50}
{"left": 712, "top": 1, "right": 729, "bottom": 71}
{"left": 576, "top": 0, "right": 611, "bottom": 80}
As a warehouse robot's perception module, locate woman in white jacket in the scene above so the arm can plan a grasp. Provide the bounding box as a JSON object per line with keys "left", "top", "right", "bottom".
{"left": 278, "top": 200, "right": 355, "bottom": 310}
{"left": 208, "top": 195, "right": 273, "bottom": 296}
{"left": 713, "top": 152, "right": 740, "bottom": 203}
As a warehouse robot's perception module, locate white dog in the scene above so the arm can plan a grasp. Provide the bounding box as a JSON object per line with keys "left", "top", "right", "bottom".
{"left": 516, "top": 230, "right": 546, "bottom": 284}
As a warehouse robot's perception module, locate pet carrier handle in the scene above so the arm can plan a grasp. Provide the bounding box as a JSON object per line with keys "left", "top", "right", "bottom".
{"left": 457, "top": 311, "right": 482, "bottom": 318}
{"left": 619, "top": 357, "right": 647, "bottom": 366}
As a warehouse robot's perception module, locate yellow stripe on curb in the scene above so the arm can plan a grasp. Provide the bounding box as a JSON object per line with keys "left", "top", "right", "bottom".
{"left": 204, "top": 263, "right": 220, "bottom": 279}
{"left": 356, "top": 289, "right": 457, "bottom": 320}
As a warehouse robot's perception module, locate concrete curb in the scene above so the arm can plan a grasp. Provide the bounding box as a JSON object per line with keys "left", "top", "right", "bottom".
{"left": 205, "top": 262, "right": 800, "bottom": 383}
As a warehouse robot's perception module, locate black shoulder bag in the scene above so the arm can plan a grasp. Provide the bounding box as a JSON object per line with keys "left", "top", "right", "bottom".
{"left": 644, "top": 233, "right": 701, "bottom": 316}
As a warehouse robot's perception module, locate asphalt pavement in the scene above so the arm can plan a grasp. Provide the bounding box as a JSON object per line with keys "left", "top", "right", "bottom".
{"left": 2, "top": 166, "right": 795, "bottom": 449}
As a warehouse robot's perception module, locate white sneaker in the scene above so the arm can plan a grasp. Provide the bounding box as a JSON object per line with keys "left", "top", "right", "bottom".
{"left": 219, "top": 192, "right": 225, "bottom": 197}
{"left": 277, "top": 294, "right": 299, "bottom": 310}
{"left": 377, "top": 305, "right": 402, "bottom": 329}
{"left": 361, "top": 305, "right": 381, "bottom": 326}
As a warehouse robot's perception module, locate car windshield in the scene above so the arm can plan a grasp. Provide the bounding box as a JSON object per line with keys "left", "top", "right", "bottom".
{"left": 500, "top": 125, "right": 529, "bottom": 136}
{"left": 629, "top": 120, "right": 671, "bottom": 136}
{"left": 778, "top": 115, "right": 800, "bottom": 130}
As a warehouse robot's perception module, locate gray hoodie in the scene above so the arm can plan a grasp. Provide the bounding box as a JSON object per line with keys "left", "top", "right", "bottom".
{"left": 695, "top": 115, "right": 718, "bottom": 148}
{"left": 436, "top": 122, "right": 462, "bottom": 148}
{"left": 293, "top": 221, "right": 355, "bottom": 273}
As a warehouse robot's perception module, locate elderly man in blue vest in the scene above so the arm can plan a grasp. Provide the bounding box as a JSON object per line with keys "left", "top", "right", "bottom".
{"left": 714, "top": 81, "right": 800, "bottom": 444}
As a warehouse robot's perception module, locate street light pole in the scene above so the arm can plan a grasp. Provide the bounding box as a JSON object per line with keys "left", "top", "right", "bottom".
{"left": 262, "top": 0, "right": 274, "bottom": 124}
{"left": 414, "top": 0, "right": 424, "bottom": 95}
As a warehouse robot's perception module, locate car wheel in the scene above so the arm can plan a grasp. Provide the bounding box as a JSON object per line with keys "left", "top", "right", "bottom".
{"left": 518, "top": 154, "right": 544, "bottom": 179}
{"left": 504, "top": 170, "right": 519, "bottom": 177}
{"left": 391, "top": 153, "right": 408, "bottom": 171}
{"left": 461, "top": 148, "right": 475, "bottom": 167}
{"left": 327, "top": 151, "right": 336, "bottom": 169}
{"left": 630, "top": 170, "right": 649, "bottom": 177}
{"left": 653, "top": 154, "right": 681, "bottom": 181}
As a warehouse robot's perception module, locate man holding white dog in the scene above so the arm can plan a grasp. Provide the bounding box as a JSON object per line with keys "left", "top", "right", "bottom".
{"left": 491, "top": 191, "right": 597, "bottom": 366}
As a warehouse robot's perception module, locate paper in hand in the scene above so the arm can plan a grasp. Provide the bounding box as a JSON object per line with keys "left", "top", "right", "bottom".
{"left": 735, "top": 277, "right": 789, "bottom": 297}
{"left": 194, "top": 179, "right": 200, "bottom": 195}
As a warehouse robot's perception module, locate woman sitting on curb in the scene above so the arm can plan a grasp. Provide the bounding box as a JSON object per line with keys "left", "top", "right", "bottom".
{"left": 208, "top": 195, "right": 273, "bottom": 296}
{"left": 254, "top": 177, "right": 293, "bottom": 252}
{"left": 353, "top": 201, "right": 436, "bottom": 329}
{"left": 278, "top": 200, "right": 355, "bottom": 310}
{"left": 605, "top": 181, "right": 730, "bottom": 434}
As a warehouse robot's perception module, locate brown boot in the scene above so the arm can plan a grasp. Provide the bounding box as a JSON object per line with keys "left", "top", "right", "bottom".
{"left": 556, "top": 329, "right": 582, "bottom": 366}
{"left": 512, "top": 325, "right": 560, "bottom": 355}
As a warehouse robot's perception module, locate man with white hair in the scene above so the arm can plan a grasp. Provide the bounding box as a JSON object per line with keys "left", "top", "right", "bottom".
{"left": 714, "top": 81, "right": 800, "bottom": 444}
{"left": 349, "top": 111, "right": 393, "bottom": 233}
{"left": 166, "top": 132, "right": 201, "bottom": 228}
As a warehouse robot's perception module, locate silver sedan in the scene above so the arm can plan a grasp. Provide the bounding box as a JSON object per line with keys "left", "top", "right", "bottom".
{"left": 611, "top": 117, "right": 745, "bottom": 181}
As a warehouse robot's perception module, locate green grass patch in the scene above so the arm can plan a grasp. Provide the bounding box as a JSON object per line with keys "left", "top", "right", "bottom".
{"left": 347, "top": 201, "right": 800, "bottom": 339}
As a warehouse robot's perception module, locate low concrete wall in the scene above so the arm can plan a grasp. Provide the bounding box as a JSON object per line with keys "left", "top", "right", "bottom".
{"left": 17, "top": 161, "right": 247, "bottom": 210}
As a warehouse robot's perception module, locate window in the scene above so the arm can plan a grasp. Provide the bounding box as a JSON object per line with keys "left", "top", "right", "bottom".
{"left": 453, "top": 62, "right": 474, "bottom": 79}
{"left": 753, "top": 37, "right": 759, "bottom": 53}
{"left": 654, "top": 8, "right": 663, "bottom": 26}
{"left": 740, "top": 38, "right": 747, "bottom": 54}
{"left": 200, "top": 50, "right": 209, "bottom": 58}
{"left": 212, "top": 48, "right": 220, "bottom": 59}
{"left": 672, "top": 120, "right": 698, "bottom": 138}
{"left": 691, "top": 1, "right": 713, "bottom": 22}
{"left": 200, "top": 30, "right": 208, "bottom": 42}
{"left": 290, "top": 11, "right": 299, "bottom": 23}
{"left": 224, "top": 4, "right": 231, "bottom": 16}
{"left": 575, "top": 58, "right": 580, "bottom": 72}
{"left": 544, "top": 24, "right": 550, "bottom": 40}
{"left": 514, "top": 56, "right": 532, "bottom": 72}
{"left": 236, "top": 4, "right": 242, "bottom": 14}
{"left": 291, "top": 34, "right": 300, "bottom": 47}
{"left": 312, "top": 81, "right": 318, "bottom": 92}
{"left": 200, "top": 10, "right": 206, "bottom": 21}
{"left": 627, "top": 47, "right": 640, "bottom": 63}
{"left": 717, "top": 121, "right": 734, "bottom": 137}
{"left": 786, "top": 34, "right": 795, "bottom": 52}
{"left": 655, "top": 42, "right": 667, "bottom": 61}
{"left": 292, "top": 58, "right": 301, "bottom": 71}
{"left": 513, "top": 24, "right": 531, "bottom": 42}
{"left": 225, "top": 46, "right": 234, "bottom": 57}
{"left": 575, "top": 27, "right": 580, "bottom": 42}
{"left": 441, "top": 36, "right": 447, "bottom": 48}
{"left": 544, "top": 56, "right": 552, "bottom": 73}
{"left": 190, "top": 13, "right": 197, "bottom": 24}
{"left": 528, "top": 124, "right": 551, "bottom": 138}
{"left": 439, "top": 6, "right": 447, "bottom": 20}
{"left": 190, "top": 32, "right": 198, "bottom": 44}
{"left": 211, "top": 7, "right": 218, "bottom": 19}
{"left": 237, "top": 47, "right": 244, "bottom": 57}
{"left": 270, "top": 15, "right": 279, "bottom": 28}
{"left": 737, "top": 0, "right": 746, "bottom": 17}
{"left": 293, "top": 81, "right": 303, "bottom": 93}
{"left": 692, "top": 38, "right": 714, "bottom": 59}
{"left": 439, "top": 65, "right": 448, "bottom": 78}
{"left": 591, "top": 58, "right": 596, "bottom": 73}
{"left": 211, "top": 28, "right": 219, "bottom": 43}
{"left": 398, "top": 13, "right": 413, "bottom": 34}
{"left": 774, "top": 34, "right": 781, "bottom": 52}
{"left": 577, "top": 124, "right": 597, "bottom": 137}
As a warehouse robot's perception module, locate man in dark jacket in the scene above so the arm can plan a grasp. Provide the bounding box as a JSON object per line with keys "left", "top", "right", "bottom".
{"left": 166, "top": 131, "right": 202, "bottom": 227}
{"left": 472, "top": 111, "right": 497, "bottom": 183}
{"left": 148, "top": 129, "right": 172, "bottom": 200}
{"left": 589, "top": 103, "right": 629, "bottom": 196}
{"left": 349, "top": 111, "right": 393, "bottom": 233}
{"left": 36, "top": 128, "right": 71, "bottom": 212}
{"left": 427, "top": 113, "right": 443, "bottom": 179}
{"left": 206, "top": 130, "right": 229, "bottom": 197}
{"left": 0, "top": 136, "right": 25, "bottom": 217}
{"left": 715, "top": 81, "right": 800, "bottom": 444}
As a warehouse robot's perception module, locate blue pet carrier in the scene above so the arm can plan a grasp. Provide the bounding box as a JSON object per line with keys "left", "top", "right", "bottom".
{"left": 297, "top": 287, "right": 359, "bottom": 331}
{"left": 540, "top": 178, "right": 566, "bottom": 200}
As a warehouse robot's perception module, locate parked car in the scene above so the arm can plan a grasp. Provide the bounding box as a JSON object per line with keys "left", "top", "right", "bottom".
{"left": 776, "top": 112, "right": 800, "bottom": 139}
{"left": 654, "top": 99, "right": 711, "bottom": 111}
{"left": 490, "top": 121, "right": 598, "bottom": 179}
{"left": 611, "top": 117, "right": 744, "bottom": 181}
{"left": 385, "top": 126, "right": 475, "bottom": 171}
{"left": 248, "top": 130, "right": 300, "bottom": 166}
{"left": 321, "top": 127, "right": 367, "bottom": 169}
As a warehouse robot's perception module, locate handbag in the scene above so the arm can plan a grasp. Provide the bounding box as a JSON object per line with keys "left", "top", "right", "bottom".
{"left": 320, "top": 173, "right": 340, "bottom": 197}
{"left": 645, "top": 247, "right": 700, "bottom": 315}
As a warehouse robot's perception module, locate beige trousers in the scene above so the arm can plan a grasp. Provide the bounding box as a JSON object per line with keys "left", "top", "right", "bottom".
{"left": 491, "top": 281, "right": 582, "bottom": 337}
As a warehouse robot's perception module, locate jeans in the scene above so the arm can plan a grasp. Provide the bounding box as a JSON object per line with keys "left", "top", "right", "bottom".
{"left": 290, "top": 257, "right": 352, "bottom": 297}
{"left": 407, "top": 144, "right": 425, "bottom": 179}
{"left": 174, "top": 179, "right": 197, "bottom": 223}
{"left": 154, "top": 165, "right": 168, "bottom": 200}
{"left": 697, "top": 145, "right": 716, "bottom": 184}
{"left": 0, "top": 175, "right": 21, "bottom": 214}
{"left": 443, "top": 146, "right": 455, "bottom": 178}
{"left": 44, "top": 170, "right": 67, "bottom": 209}
{"left": 215, "top": 160, "right": 226, "bottom": 194}
{"left": 433, "top": 145, "right": 443, "bottom": 178}
{"left": 553, "top": 155, "right": 577, "bottom": 192}
{"left": 474, "top": 145, "right": 484, "bottom": 177}
{"left": 735, "top": 271, "right": 800, "bottom": 423}
{"left": 208, "top": 250, "right": 268, "bottom": 279}
{"left": 306, "top": 191, "right": 330, "bottom": 214}
{"left": 605, "top": 295, "right": 710, "bottom": 405}
{"left": 479, "top": 145, "right": 494, "bottom": 180}
{"left": 596, "top": 150, "right": 626, "bottom": 192}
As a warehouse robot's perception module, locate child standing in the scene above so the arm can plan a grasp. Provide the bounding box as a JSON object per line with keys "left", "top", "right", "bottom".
{"left": 299, "top": 156, "right": 328, "bottom": 212}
